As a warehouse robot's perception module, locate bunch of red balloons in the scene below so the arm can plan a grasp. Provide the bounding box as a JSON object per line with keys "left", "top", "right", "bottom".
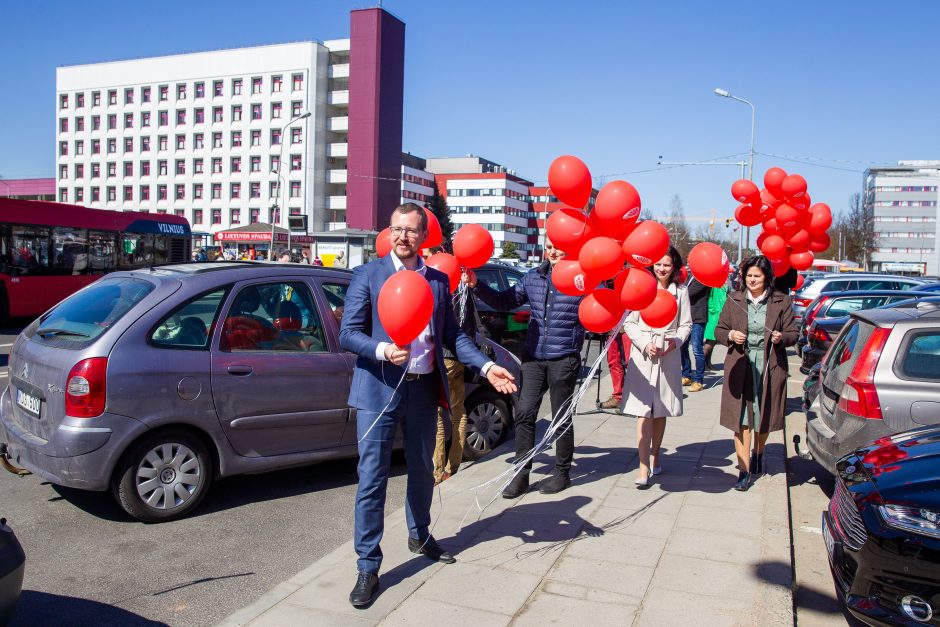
{"left": 546, "top": 155, "right": 674, "bottom": 334}
{"left": 729, "top": 167, "right": 832, "bottom": 277}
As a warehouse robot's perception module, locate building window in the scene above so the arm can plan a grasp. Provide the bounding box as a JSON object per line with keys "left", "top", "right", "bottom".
{"left": 292, "top": 73, "right": 303, "bottom": 91}
{"left": 124, "top": 138, "right": 133, "bottom": 152}
{"left": 249, "top": 129, "right": 261, "bottom": 146}
{"left": 92, "top": 139, "right": 100, "bottom": 155}
{"left": 92, "top": 115, "right": 101, "bottom": 130}
{"left": 92, "top": 91, "right": 101, "bottom": 106}
{"left": 291, "top": 101, "right": 302, "bottom": 117}
{"left": 142, "top": 87, "right": 151, "bottom": 103}
{"left": 195, "top": 82, "right": 205, "bottom": 98}
{"left": 158, "top": 160, "right": 168, "bottom": 176}
{"left": 251, "top": 77, "right": 262, "bottom": 94}
{"left": 107, "top": 162, "right": 116, "bottom": 177}
{"left": 59, "top": 188, "right": 69, "bottom": 202}
{"left": 271, "top": 102, "right": 282, "bottom": 120}
{"left": 193, "top": 158, "right": 203, "bottom": 174}
{"left": 140, "top": 185, "right": 150, "bottom": 201}
{"left": 124, "top": 113, "right": 134, "bottom": 129}
{"left": 159, "top": 85, "right": 169, "bottom": 101}
{"left": 194, "top": 108, "right": 204, "bottom": 124}
{"left": 250, "top": 156, "right": 261, "bottom": 172}
{"left": 251, "top": 103, "right": 262, "bottom": 120}
{"left": 176, "top": 134, "right": 186, "bottom": 150}
{"left": 59, "top": 164, "right": 68, "bottom": 179}
{"left": 175, "top": 160, "right": 185, "bottom": 175}
{"left": 77, "top": 118, "right": 87, "bottom": 134}
{"left": 231, "top": 131, "right": 242, "bottom": 147}
{"left": 142, "top": 111, "right": 151, "bottom": 127}
{"left": 108, "top": 90, "right": 117, "bottom": 105}
{"left": 107, "top": 138, "right": 116, "bottom": 154}
{"left": 270, "top": 156, "right": 280, "bottom": 174}
{"left": 232, "top": 79, "right": 242, "bottom": 95}
{"left": 76, "top": 93, "right": 85, "bottom": 108}
{"left": 213, "top": 80, "right": 223, "bottom": 97}
{"left": 108, "top": 114, "right": 117, "bottom": 130}
{"left": 158, "top": 110, "right": 168, "bottom": 127}
{"left": 290, "top": 181, "right": 301, "bottom": 198}
{"left": 250, "top": 182, "right": 261, "bottom": 198}
{"left": 141, "top": 137, "right": 150, "bottom": 152}
{"left": 231, "top": 157, "right": 241, "bottom": 173}
{"left": 231, "top": 105, "right": 242, "bottom": 122}
{"left": 91, "top": 187, "right": 100, "bottom": 202}
{"left": 124, "top": 186, "right": 133, "bottom": 201}
{"left": 176, "top": 109, "right": 186, "bottom": 125}
{"left": 157, "top": 185, "right": 167, "bottom": 200}
{"left": 175, "top": 184, "right": 185, "bottom": 200}
{"left": 291, "top": 128, "right": 302, "bottom": 144}
{"left": 92, "top": 163, "right": 100, "bottom": 178}
{"left": 125, "top": 88, "right": 134, "bottom": 104}
{"left": 60, "top": 94, "right": 69, "bottom": 109}
{"left": 230, "top": 183, "right": 241, "bottom": 199}
{"left": 75, "top": 164, "right": 84, "bottom": 179}
{"left": 107, "top": 186, "right": 116, "bottom": 201}
{"left": 193, "top": 183, "right": 203, "bottom": 199}
{"left": 193, "top": 209, "right": 203, "bottom": 224}
{"left": 140, "top": 161, "right": 150, "bottom": 176}
{"left": 177, "top": 83, "right": 186, "bottom": 100}
{"left": 272, "top": 75, "right": 283, "bottom": 93}
{"left": 59, "top": 118, "right": 68, "bottom": 132}
{"left": 290, "top": 154, "right": 301, "bottom": 171}
{"left": 212, "top": 158, "right": 222, "bottom": 174}
{"left": 212, "top": 209, "right": 221, "bottom": 224}
{"left": 194, "top": 133, "right": 204, "bottom": 149}
{"left": 269, "top": 181, "right": 278, "bottom": 198}
{"left": 271, "top": 129, "right": 282, "bottom": 145}
{"left": 231, "top": 208, "right": 241, "bottom": 224}
{"left": 212, "top": 132, "right": 223, "bottom": 148}
{"left": 123, "top": 161, "right": 133, "bottom": 177}
{"left": 213, "top": 107, "right": 223, "bottom": 123}
{"left": 75, "top": 188, "right": 84, "bottom": 202}
{"left": 211, "top": 183, "right": 221, "bottom": 199}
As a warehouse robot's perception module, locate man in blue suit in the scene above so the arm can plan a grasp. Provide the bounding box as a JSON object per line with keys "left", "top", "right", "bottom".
{"left": 340, "top": 203, "right": 517, "bottom": 607}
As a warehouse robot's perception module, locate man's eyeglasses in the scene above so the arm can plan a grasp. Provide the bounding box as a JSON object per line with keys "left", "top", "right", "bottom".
{"left": 389, "top": 226, "right": 422, "bottom": 238}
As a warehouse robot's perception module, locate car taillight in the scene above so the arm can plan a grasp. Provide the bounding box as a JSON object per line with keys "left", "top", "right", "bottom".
{"left": 803, "top": 296, "right": 830, "bottom": 327}
{"left": 810, "top": 328, "right": 831, "bottom": 343}
{"left": 838, "top": 327, "right": 890, "bottom": 420}
{"left": 793, "top": 297, "right": 814, "bottom": 308}
{"left": 65, "top": 357, "right": 108, "bottom": 418}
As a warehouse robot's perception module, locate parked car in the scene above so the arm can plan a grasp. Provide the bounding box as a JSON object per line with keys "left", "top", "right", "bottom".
{"left": 805, "top": 299, "right": 940, "bottom": 474}
{"left": 918, "top": 281, "right": 940, "bottom": 292}
{"left": 791, "top": 273, "right": 926, "bottom": 318}
{"left": 797, "top": 290, "right": 935, "bottom": 373}
{"left": 0, "top": 516, "right": 25, "bottom": 626}
{"left": 823, "top": 425, "right": 940, "bottom": 625}
{"left": 472, "top": 262, "right": 531, "bottom": 357}
{"left": 0, "top": 263, "right": 521, "bottom": 522}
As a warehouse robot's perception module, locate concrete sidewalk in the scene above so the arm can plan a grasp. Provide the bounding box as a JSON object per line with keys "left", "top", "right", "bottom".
{"left": 221, "top": 353, "right": 793, "bottom": 626}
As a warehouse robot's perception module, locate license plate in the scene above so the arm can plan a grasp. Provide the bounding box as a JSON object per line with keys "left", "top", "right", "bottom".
{"left": 822, "top": 513, "right": 835, "bottom": 559}
{"left": 16, "top": 388, "right": 41, "bottom": 416}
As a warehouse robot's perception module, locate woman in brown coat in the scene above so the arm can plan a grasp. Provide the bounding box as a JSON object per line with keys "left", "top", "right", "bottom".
{"left": 714, "top": 255, "right": 797, "bottom": 491}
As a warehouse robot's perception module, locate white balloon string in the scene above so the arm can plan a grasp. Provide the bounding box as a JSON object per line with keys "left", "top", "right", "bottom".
{"left": 358, "top": 362, "right": 407, "bottom": 444}
{"left": 457, "top": 281, "right": 468, "bottom": 327}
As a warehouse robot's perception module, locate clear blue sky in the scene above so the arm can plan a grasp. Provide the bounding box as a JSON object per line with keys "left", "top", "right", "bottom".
{"left": 2, "top": 0, "right": 938, "bottom": 226}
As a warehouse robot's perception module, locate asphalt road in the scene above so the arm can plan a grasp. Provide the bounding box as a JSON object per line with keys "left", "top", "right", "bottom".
{"left": 0, "top": 319, "right": 409, "bottom": 627}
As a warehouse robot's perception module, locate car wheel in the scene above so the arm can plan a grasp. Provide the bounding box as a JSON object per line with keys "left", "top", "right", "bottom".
{"left": 112, "top": 429, "right": 213, "bottom": 522}
{"left": 463, "top": 390, "right": 510, "bottom": 461}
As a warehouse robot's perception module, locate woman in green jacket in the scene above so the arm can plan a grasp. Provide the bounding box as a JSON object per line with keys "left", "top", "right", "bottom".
{"left": 703, "top": 284, "right": 727, "bottom": 370}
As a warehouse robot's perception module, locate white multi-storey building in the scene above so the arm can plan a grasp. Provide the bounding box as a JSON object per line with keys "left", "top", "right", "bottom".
{"left": 865, "top": 160, "right": 940, "bottom": 275}
{"left": 54, "top": 8, "right": 406, "bottom": 240}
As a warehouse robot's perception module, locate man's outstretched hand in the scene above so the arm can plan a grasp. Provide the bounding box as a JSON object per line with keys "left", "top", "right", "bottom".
{"left": 486, "top": 365, "right": 517, "bottom": 394}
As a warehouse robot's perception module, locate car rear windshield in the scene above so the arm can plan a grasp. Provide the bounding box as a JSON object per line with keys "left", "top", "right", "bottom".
{"left": 31, "top": 277, "right": 154, "bottom": 344}
{"left": 824, "top": 319, "right": 875, "bottom": 386}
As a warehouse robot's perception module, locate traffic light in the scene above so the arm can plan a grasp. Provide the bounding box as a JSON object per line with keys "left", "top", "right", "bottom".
{"left": 725, "top": 218, "right": 732, "bottom": 228}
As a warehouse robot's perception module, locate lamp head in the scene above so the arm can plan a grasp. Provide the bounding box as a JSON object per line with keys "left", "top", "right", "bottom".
{"left": 714, "top": 88, "right": 731, "bottom": 98}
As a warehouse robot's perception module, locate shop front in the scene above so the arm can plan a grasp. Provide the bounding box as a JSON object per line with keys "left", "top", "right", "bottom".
{"left": 214, "top": 223, "right": 315, "bottom": 260}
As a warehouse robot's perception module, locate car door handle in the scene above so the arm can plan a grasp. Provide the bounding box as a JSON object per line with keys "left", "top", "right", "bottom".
{"left": 227, "top": 365, "right": 253, "bottom": 376}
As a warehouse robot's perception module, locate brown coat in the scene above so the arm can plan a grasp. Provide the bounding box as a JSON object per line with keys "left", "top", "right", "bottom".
{"left": 714, "top": 290, "right": 798, "bottom": 433}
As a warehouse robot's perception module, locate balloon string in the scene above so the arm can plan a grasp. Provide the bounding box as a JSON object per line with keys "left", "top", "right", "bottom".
{"left": 457, "top": 281, "right": 468, "bottom": 327}
{"left": 358, "top": 363, "right": 407, "bottom": 444}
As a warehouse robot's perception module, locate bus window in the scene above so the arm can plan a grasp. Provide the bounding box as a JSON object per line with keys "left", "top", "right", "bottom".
{"left": 153, "top": 235, "right": 169, "bottom": 265}
{"left": 10, "top": 226, "right": 51, "bottom": 275}
{"left": 120, "top": 233, "right": 154, "bottom": 268}
{"left": 88, "top": 230, "right": 117, "bottom": 273}
{"left": 52, "top": 227, "right": 89, "bottom": 276}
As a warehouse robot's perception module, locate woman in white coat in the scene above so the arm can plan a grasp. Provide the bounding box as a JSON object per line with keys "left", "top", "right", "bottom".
{"left": 621, "top": 246, "right": 692, "bottom": 488}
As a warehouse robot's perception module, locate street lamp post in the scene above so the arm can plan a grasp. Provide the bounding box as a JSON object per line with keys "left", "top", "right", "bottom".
{"left": 271, "top": 111, "right": 311, "bottom": 257}
{"left": 714, "top": 87, "right": 756, "bottom": 252}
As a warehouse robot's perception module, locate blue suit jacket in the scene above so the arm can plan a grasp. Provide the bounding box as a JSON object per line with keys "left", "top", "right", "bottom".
{"left": 339, "top": 255, "right": 489, "bottom": 413}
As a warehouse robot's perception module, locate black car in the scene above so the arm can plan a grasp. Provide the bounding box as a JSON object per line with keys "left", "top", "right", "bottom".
{"left": 472, "top": 262, "right": 530, "bottom": 356}
{"left": 823, "top": 425, "right": 940, "bottom": 626}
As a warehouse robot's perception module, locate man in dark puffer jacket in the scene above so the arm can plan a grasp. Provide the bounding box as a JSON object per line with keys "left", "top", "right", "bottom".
{"left": 468, "top": 238, "right": 585, "bottom": 497}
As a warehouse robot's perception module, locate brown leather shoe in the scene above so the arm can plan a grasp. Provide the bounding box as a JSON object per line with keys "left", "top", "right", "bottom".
{"left": 599, "top": 396, "right": 621, "bottom": 409}
{"left": 688, "top": 382, "right": 704, "bottom": 392}
{"left": 682, "top": 377, "right": 692, "bottom": 386}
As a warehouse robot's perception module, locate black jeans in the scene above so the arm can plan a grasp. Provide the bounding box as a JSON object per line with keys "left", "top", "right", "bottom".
{"left": 515, "top": 354, "right": 580, "bottom": 473}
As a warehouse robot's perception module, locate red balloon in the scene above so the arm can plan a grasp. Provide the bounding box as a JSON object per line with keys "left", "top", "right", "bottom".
{"left": 578, "top": 237, "right": 625, "bottom": 281}
{"left": 589, "top": 210, "right": 637, "bottom": 243}
{"left": 376, "top": 227, "right": 392, "bottom": 258}
{"left": 551, "top": 260, "right": 597, "bottom": 296}
{"left": 775, "top": 204, "right": 801, "bottom": 230}
{"left": 731, "top": 179, "right": 761, "bottom": 205}
{"left": 790, "top": 251, "right": 815, "bottom": 272}
{"left": 790, "top": 193, "right": 811, "bottom": 212}
{"left": 760, "top": 234, "right": 787, "bottom": 259}
{"left": 546, "top": 208, "right": 594, "bottom": 255}
{"left": 735, "top": 203, "right": 762, "bottom": 227}
{"left": 764, "top": 167, "right": 788, "bottom": 197}
{"left": 578, "top": 288, "right": 625, "bottom": 334}
{"left": 619, "top": 267, "right": 658, "bottom": 310}
{"left": 756, "top": 232, "right": 769, "bottom": 251}
{"left": 425, "top": 252, "right": 460, "bottom": 293}
{"left": 808, "top": 203, "right": 833, "bottom": 235}
{"left": 423, "top": 208, "right": 443, "bottom": 249}
{"left": 781, "top": 174, "right": 808, "bottom": 199}
{"left": 548, "top": 155, "right": 593, "bottom": 209}
{"left": 640, "top": 288, "right": 678, "bottom": 328}
{"left": 789, "top": 229, "right": 811, "bottom": 253}
{"left": 377, "top": 271, "right": 433, "bottom": 346}
{"left": 452, "top": 224, "right": 494, "bottom": 268}
{"left": 593, "top": 180, "right": 641, "bottom": 237}
{"left": 762, "top": 217, "right": 780, "bottom": 235}
{"left": 688, "top": 242, "right": 730, "bottom": 288}
{"left": 795, "top": 275, "right": 806, "bottom": 291}
{"left": 678, "top": 266, "right": 688, "bottom": 284}
{"left": 622, "top": 221, "right": 670, "bottom": 267}
{"left": 770, "top": 257, "right": 791, "bottom": 277}
{"left": 809, "top": 233, "right": 831, "bottom": 253}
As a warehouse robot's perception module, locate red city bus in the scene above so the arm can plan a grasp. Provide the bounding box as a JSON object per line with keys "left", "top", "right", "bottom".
{"left": 0, "top": 198, "right": 192, "bottom": 323}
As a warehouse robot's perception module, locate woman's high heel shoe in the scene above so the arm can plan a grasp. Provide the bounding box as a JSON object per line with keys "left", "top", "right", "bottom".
{"left": 733, "top": 470, "right": 751, "bottom": 492}
{"left": 635, "top": 471, "right": 652, "bottom": 489}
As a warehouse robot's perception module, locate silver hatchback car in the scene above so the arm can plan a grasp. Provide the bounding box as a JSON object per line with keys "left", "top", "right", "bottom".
{"left": 805, "top": 299, "right": 940, "bottom": 473}
{"left": 0, "top": 263, "right": 520, "bottom": 522}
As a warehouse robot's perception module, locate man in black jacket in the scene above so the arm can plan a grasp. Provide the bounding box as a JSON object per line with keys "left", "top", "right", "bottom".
{"left": 681, "top": 275, "right": 711, "bottom": 392}
{"left": 467, "top": 238, "right": 585, "bottom": 497}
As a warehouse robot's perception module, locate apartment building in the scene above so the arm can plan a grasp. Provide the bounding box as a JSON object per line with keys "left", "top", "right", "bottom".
{"left": 54, "top": 8, "right": 404, "bottom": 237}
{"left": 864, "top": 160, "right": 940, "bottom": 275}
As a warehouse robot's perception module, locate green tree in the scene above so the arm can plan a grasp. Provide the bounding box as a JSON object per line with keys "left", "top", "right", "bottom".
{"left": 427, "top": 187, "right": 455, "bottom": 250}
{"left": 500, "top": 241, "right": 520, "bottom": 259}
